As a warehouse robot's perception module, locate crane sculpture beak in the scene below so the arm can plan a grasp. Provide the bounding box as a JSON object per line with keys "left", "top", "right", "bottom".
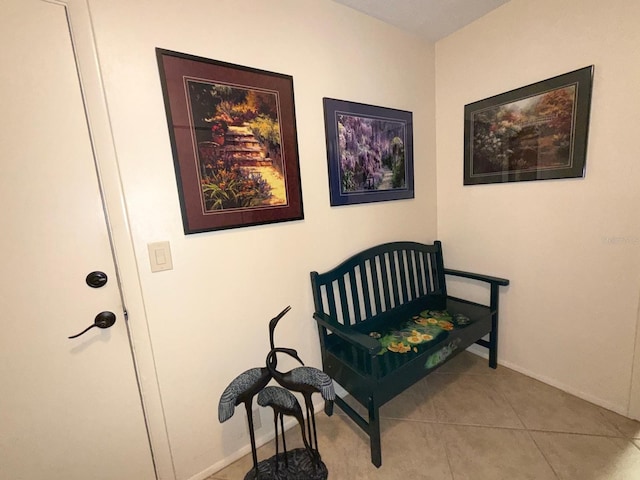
{"left": 269, "top": 305, "right": 292, "bottom": 349}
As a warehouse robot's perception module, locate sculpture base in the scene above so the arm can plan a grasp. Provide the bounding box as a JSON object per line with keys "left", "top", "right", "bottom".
{"left": 243, "top": 448, "right": 328, "bottom": 480}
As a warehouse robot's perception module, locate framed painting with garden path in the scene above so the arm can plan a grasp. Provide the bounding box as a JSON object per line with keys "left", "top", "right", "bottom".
{"left": 323, "top": 98, "right": 414, "bottom": 206}
{"left": 464, "top": 65, "right": 594, "bottom": 185}
{"left": 156, "top": 49, "right": 303, "bottom": 233}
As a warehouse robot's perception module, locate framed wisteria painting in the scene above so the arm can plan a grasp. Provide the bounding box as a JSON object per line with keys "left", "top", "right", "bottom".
{"left": 464, "top": 65, "right": 594, "bottom": 185}
{"left": 323, "top": 98, "right": 414, "bottom": 206}
{"left": 156, "top": 49, "right": 304, "bottom": 234}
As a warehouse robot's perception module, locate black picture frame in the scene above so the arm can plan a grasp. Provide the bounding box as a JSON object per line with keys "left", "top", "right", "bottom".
{"left": 323, "top": 98, "right": 414, "bottom": 206}
{"left": 464, "top": 65, "right": 594, "bottom": 185}
{"left": 156, "top": 48, "right": 303, "bottom": 233}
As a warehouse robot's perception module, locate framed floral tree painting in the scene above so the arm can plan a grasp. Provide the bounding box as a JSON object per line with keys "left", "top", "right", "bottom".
{"left": 464, "top": 66, "right": 594, "bottom": 185}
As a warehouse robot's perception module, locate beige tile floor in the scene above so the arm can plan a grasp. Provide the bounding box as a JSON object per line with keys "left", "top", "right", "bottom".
{"left": 209, "top": 352, "right": 640, "bottom": 479}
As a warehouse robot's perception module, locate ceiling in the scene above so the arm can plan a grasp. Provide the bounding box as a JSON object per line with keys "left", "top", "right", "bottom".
{"left": 332, "top": 0, "right": 511, "bottom": 42}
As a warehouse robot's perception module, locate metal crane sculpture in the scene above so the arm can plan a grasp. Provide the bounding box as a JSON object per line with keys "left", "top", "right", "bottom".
{"left": 218, "top": 306, "right": 332, "bottom": 479}
{"left": 257, "top": 386, "right": 317, "bottom": 471}
{"left": 266, "top": 347, "right": 335, "bottom": 456}
{"left": 216, "top": 307, "right": 296, "bottom": 478}
{"left": 218, "top": 345, "right": 300, "bottom": 478}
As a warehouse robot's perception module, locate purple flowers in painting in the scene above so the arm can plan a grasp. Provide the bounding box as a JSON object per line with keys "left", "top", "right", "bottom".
{"left": 336, "top": 113, "right": 406, "bottom": 193}
{"left": 323, "top": 98, "right": 413, "bottom": 206}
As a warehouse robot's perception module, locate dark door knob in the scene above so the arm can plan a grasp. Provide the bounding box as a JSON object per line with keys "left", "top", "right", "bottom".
{"left": 68, "top": 311, "right": 116, "bottom": 339}
{"left": 86, "top": 271, "right": 108, "bottom": 288}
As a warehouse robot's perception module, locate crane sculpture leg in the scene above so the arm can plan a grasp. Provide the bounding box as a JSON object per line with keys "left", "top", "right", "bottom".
{"left": 258, "top": 386, "right": 317, "bottom": 469}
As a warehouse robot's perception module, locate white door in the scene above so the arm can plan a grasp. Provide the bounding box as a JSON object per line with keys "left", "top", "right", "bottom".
{"left": 0, "top": 1, "right": 156, "bottom": 479}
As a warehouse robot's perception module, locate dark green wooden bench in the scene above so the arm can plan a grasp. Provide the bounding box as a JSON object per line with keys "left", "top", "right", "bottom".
{"left": 310, "top": 241, "right": 509, "bottom": 467}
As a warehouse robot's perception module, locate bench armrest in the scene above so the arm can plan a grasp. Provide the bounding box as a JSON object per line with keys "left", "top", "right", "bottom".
{"left": 444, "top": 268, "right": 509, "bottom": 287}
{"left": 313, "top": 311, "right": 381, "bottom": 356}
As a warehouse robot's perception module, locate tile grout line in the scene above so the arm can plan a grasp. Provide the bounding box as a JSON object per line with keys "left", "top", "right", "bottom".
{"left": 317, "top": 405, "right": 639, "bottom": 441}
{"left": 382, "top": 414, "right": 640, "bottom": 441}
{"left": 525, "top": 429, "right": 562, "bottom": 480}
{"left": 436, "top": 423, "right": 460, "bottom": 480}
{"left": 491, "top": 372, "right": 562, "bottom": 480}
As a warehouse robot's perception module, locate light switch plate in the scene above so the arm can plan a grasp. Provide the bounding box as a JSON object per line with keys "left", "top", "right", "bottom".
{"left": 148, "top": 241, "right": 173, "bottom": 272}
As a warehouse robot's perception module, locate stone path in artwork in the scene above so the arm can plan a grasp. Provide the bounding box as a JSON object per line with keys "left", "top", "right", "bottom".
{"left": 378, "top": 167, "right": 393, "bottom": 190}
{"left": 244, "top": 165, "right": 287, "bottom": 206}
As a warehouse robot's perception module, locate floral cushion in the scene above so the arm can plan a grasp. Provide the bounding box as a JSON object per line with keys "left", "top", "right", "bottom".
{"left": 367, "top": 309, "right": 472, "bottom": 356}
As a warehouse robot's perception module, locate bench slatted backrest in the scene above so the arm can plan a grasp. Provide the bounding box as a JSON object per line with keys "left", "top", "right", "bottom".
{"left": 311, "top": 241, "right": 446, "bottom": 331}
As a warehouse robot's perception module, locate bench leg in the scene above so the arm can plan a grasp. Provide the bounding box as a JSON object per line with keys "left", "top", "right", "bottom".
{"left": 368, "top": 395, "right": 381, "bottom": 468}
{"left": 489, "top": 285, "right": 500, "bottom": 369}
{"left": 489, "top": 327, "right": 498, "bottom": 369}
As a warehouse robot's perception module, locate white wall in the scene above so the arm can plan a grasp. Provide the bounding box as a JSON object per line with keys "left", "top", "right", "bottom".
{"left": 86, "top": 1, "right": 435, "bottom": 478}
{"left": 436, "top": 0, "right": 640, "bottom": 414}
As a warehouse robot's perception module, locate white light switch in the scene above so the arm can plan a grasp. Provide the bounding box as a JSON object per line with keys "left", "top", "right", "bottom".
{"left": 148, "top": 241, "right": 173, "bottom": 272}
